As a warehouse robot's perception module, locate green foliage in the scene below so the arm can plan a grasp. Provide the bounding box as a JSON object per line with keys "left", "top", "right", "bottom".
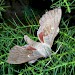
{"left": 0, "top": 0, "right": 75, "bottom": 75}
{"left": 51, "top": 0, "right": 75, "bottom": 13}
{"left": 0, "top": 0, "right": 9, "bottom": 19}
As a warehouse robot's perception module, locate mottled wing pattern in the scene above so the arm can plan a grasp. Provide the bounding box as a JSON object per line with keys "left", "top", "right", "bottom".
{"left": 7, "top": 45, "right": 43, "bottom": 64}
{"left": 37, "top": 8, "right": 62, "bottom": 47}
{"left": 7, "top": 8, "right": 62, "bottom": 64}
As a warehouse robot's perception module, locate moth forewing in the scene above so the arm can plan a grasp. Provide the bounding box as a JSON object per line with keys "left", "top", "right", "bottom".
{"left": 7, "top": 45, "right": 43, "bottom": 64}
{"left": 38, "top": 8, "right": 62, "bottom": 46}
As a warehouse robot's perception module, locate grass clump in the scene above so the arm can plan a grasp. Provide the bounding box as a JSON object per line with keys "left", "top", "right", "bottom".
{"left": 0, "top": 13, "right": 75, "bottom": 75}
{"left": 0, "top": 0, "right": 75, "bottom": 75}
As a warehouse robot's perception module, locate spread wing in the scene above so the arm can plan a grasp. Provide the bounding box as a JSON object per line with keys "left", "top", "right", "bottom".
{"left": 7, "top": 8, "right": 62, "bottom": 64}
{"left": 37, "top": 8, "right": 62, "bottom": 47}
{"left": 7, "top": 45, "right": 43, "bottom": 64}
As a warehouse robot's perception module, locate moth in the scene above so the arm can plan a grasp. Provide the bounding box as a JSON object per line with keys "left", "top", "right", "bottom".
{"left": 7, "top": 8, "right": 62, "bottom": 64}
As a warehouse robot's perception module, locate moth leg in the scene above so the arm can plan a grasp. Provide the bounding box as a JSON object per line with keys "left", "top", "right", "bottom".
{"left": 54, "top": 44, "right": 62, "bottom": 54}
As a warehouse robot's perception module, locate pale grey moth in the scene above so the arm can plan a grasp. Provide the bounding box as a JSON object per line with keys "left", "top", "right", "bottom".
{"left": 7, "top": 8, "right": 62, "bottom": 64}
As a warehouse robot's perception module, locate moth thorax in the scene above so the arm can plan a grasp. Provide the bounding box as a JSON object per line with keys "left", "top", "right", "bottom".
{"left": 36, "top": 43, "right": 51, "bottom": 57}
